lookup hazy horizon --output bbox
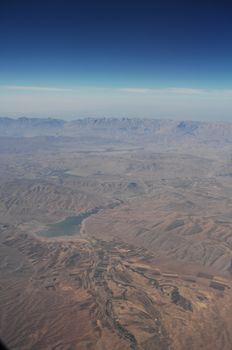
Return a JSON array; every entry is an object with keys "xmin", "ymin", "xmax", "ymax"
[{"xmin": 1, "ymin": 1, "xmax": 232, "ymax": 121}]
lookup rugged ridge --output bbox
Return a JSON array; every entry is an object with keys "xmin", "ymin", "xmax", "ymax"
[{"xmin": 0, "ymin": 116, "xmax": 232, "ymax": 144}]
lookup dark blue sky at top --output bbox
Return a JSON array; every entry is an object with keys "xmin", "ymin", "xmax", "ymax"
[{"xmin": 1, "ymin": 0, "xmax": 232, "ymax": 89}]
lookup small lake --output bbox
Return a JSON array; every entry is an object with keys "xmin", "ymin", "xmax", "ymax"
[{"xmin": 38, "ymin": 208, "xmax": 100, "ymax": 237}]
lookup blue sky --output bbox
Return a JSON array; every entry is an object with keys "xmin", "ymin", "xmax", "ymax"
[{"xmin": 1, "ymin": 0, "xmax": 232, "ymax": 120}]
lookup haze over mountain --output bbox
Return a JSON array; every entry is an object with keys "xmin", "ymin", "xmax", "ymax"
[{"xmin": 1, "ymin": 116, "xmax": 232, "ymax": 145}]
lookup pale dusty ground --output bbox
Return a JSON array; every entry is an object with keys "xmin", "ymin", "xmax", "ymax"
[{"xmin": 1, "ymin": 123, "xmax": 232, "ymax": 349}]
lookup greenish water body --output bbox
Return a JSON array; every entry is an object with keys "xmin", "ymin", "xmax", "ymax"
[{"xmin": 38, "ymin": 208, "xmax": 100, "ymax": 237}]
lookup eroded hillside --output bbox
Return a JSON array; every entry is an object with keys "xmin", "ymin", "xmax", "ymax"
[{"xmin": 1, "ymin": 117, "xmax": 232, "ymax": 349}]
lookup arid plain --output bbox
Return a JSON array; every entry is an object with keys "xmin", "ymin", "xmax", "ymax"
[{"xmin": 1, "ymin": 117, "xmax": 232, "ymax": 350}]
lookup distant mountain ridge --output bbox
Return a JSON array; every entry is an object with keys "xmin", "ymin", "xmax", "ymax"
[
  {"xmin": 0, "ymin": 116, "xmax": 231, "ymax": 144},
  {"xmin": 0, "ymin": 116, "xmax": 64, "ymax": 129}
]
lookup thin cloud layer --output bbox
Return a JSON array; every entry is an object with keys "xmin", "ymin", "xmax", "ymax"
[
  {"xmin": 3, "ymin": 85, "xmax": 73, "ymax": 92},
  {"xmin": 2, "ymin": 85, "xmax": 232, "ymax": 97},
  {"xmin": 119, "ymin": 87, "xmax": 232, "ymax": 96},
  {"xmin": 0, "ymin": 85, "xmax": 232, "ymax": 121}
]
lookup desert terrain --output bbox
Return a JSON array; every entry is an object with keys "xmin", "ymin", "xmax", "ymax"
[{"xmin": 1, "ymin": 117, "xmax": 232, "ymax": 349}]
